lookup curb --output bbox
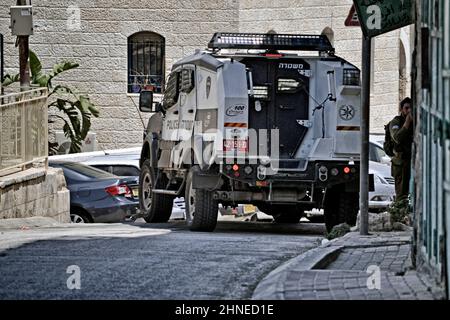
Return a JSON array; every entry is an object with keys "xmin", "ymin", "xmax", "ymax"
[
  {"xmin": 252, "ymin": 244, "xmax": 343, "ymax": 300},
  {"xmin": 0, "ymin": 217, "xmax": 61, "ymax": 230}
]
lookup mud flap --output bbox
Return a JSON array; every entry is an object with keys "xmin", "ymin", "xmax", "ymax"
[{"xmin": 192, "ymin": 171, "xmax": 223, "ymax": 190}]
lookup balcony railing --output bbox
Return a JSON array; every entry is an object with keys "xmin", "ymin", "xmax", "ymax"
[{"xmin": 0, "ymin": 87, "xmax": 48, "ymax": 176}]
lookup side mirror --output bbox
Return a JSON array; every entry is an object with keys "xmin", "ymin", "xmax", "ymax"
[{"xmin": 139, "ymin": 91, "xmax": 153, "ymax": 112}]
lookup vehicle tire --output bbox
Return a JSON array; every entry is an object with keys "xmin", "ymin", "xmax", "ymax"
[
  {"xmin": 139, "ymin": 159, "xmax": 174, "ymax": 223},
  {"xmin": 70, "ymin": 208, "xmax": 92, "ymax": 224},
  {"xmin": 185, "ymin": 166, "xmax": 219, "ymax": 232},
  {"xmin": 324, "ymin": 186, "xmax": 359, "ymax": 232}
]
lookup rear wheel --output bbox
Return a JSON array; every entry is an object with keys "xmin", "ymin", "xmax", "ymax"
[
  {"xmin": 323, "ymin": 186, "xmax": 359, "ymax": 232},
  {"xmin": 139, "ymin": 159, "xmax": 174, "ymax": 223},
  {"xmin": 185, "ymin": 166, "xmax": 219, "ymax": 232},
  {"xmin": 70, "ymin": 208, "xmax": 92, "ymax": 224}
]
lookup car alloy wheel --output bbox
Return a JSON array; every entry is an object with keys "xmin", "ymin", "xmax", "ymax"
[
  {"xmin": 71, "ymin": 213, "xmax": 86, "ymax": 224},
  {"xmin": 142, "ymin": 171, "xmax": 153, "ymax": 211}
]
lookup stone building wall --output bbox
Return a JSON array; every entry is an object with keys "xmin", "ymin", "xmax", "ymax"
[
  {"xmin": 0, "ymin": 0, "xmax": 411, "ymax": 149},
  {"xmin": 0, "ymin": 167, "xmax": 70, "ymax": 223},
  {"xmin": 0, "ymin": 0, "xmax": 240, "ymax": 150}
]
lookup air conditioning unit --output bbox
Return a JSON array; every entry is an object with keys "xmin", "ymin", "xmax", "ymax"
[{"xmin": 54, "ymin": 131, "xmax": 98, "ymax": 155}]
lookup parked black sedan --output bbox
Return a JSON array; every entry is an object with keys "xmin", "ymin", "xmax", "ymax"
[{"xmin": 49, "ymin": 161, "xmax": 140, "ymax": 223}]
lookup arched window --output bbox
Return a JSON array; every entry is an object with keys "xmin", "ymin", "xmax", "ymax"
[{"xmin": 128, "ymin": 32, "xmax": 165, "ymax": 94}]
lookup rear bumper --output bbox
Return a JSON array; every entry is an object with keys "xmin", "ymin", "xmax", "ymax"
[
  {"xmin": 221, "ymin": 160, "xmax": 360, "ymax": 188},
  {"xmin": 83, "ymin": 197, "xmax": 139, "ymax": 223}
]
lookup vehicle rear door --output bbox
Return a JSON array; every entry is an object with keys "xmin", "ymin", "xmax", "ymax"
[{"xmin": 272, "ymin": 59, "xmax": 310, "ymax": 159}]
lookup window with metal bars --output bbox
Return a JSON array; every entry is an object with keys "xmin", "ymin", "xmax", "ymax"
[{"xmin": 128, "ymin": 32, "xmax": 165, "ymax": 94}]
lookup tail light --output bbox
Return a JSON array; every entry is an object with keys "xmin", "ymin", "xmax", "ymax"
[{"xmin": 106, "ymin": 184, "xmax": 132, "ymax": 198}]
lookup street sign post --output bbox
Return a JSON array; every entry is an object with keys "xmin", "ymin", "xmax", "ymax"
[{"xmin": 351, "ymin": 0, "xmax": 416, "ymax": 235}]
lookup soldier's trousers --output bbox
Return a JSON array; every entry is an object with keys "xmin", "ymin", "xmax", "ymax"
[{"xmin": 392, "ymin": 161, "xmax": 411, "ymax": 201}]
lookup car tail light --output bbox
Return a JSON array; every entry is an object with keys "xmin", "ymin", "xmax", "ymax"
[
  {"xmin": 344, "ymin": 167, "xmax": 351, "ymax": 174},
  {"xmin": 106, "ymin": 184, "xmax": 133, "ymax": 198}
]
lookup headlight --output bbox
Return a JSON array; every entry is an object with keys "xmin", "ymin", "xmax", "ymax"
[{"xmin": 371, "ymin": 195, "xmax": 391, "ymax": 202}]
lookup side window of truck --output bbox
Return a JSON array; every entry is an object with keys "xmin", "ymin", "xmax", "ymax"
[
  {"xmin": 163, "ymin": 71, "xmax": 180, "ymax": 109},
  {"xmin": 180, "ymin": 68, "xmax": 195, "ymax": 94}
]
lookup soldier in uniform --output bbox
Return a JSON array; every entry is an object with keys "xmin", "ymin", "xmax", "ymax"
[{"xmin": 389, "ymin": 97, "xmax": 414, "ymax": 201}]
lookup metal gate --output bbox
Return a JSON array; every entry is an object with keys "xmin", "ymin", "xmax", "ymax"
[
  {"xmin": 418, "ymin": 0, "xmax": 449, "ymax": 292},
  {"xmin": 442, "ymin": 0, "xmax": 450, "ymax": 296}
]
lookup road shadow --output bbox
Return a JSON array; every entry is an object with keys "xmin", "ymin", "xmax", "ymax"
[{"xmin": 126, "ymin": 219, "xmax": 326, "ymax": 236}]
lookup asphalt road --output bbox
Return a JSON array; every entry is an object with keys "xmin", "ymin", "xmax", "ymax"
[{"xmin": 0, "ymin": 220, "xmax": 325, "ymax": 299}]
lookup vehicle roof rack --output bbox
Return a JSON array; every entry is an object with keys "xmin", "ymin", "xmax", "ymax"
[{"xmin": 208, "ymin": 32, "xmax": 335, "ymax": 54}]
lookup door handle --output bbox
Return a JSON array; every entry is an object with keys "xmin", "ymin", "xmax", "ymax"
[
  {"xmin": 173, "ymin": 110, "xmax": 179, "ymax": 115},
  {"xmin": 279, "ymin": 105, "xmax": 294, "ymax": 110},
  {"xmin": 187, "ymin": 109, "xmax": 194, "ymax": 114}
]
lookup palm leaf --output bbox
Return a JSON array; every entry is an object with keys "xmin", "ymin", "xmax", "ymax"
[
  {"xmin": 47, "ymin": 61, "xmax": 79, "ymax": 88},
  {"xmin": 29, "ymin": 50, "xmax": 43, "ymax": 82},
  {"xmin": 52, "ymin": 114, "xmax": 82, "ymax": 154},
  {"xmin": 2, "ymin": 74, "xmax": 20, "ymax": 86}
]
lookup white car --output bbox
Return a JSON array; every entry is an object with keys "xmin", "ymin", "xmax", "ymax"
[
  {"xmin": 370, "ymin": 134, "xmax": 392, "ymax": 165},
  {"xmin": 369, "ymin": 160, "xmax": 395, "ymax": 211},
  {"xmin": 369, "ymin": 134, "xmax": 395, "ymax": 211}
]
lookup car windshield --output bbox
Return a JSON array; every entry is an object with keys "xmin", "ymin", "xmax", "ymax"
[{"xmin": 55, "ymin": 162, "xmax": 116, "ymax": 179}]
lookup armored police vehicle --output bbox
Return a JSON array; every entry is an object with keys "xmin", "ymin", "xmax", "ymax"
[{"xmin": 138, "ymin": 33, "xmax": 362, "ymax": 232}]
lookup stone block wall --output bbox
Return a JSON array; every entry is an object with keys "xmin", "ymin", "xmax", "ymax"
[
  {"xmin": 0, "ymin": 0, "xmax": 240, "ymax": 150},
  {"xmin": 0, "ymin": 0, "xmax": 411, "ymax": 148},
  {"xmin": 0, "ymin": 167, "xmax": 70, "ymax": 223}
]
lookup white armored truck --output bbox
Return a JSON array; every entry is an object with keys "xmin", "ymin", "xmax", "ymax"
[{"xmin": 138, "ymin": 33, "xmax": 362, "ymax": 232}]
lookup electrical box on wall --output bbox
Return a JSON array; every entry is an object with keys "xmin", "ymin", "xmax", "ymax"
[{"xmin": 10, "ymin": 6, "xmax": 33, "ymax": 36}]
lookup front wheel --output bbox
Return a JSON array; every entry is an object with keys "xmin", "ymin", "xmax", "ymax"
[
  {"xmin": 139, "ymin": 159, "xmax": 174, "ymax": 223},
  {"xmin": 185, "ymin": 166, "xmax": 219, "ymax": 232}
]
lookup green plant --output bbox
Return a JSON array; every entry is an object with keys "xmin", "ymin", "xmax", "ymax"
[
  {"xmin": 2, "ymin": 51, "xmax": 99, "ymax": 154},
  {"xmin": 388, "ymin": 198, "xmax": 411, "ymax": 225},
  {"xmin": 325, "ymin": 223, "xmax": 351, "ymax": 240}
]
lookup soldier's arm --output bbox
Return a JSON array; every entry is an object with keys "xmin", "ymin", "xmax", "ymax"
[{"xmin": 390, "ymin": 118, "xmax": 412, "ymax": 145}]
